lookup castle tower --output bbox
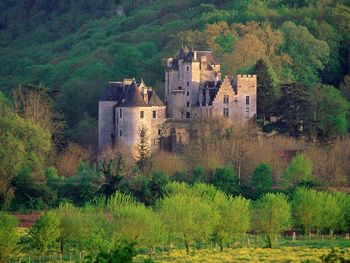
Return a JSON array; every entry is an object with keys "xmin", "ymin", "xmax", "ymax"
[
  {"xmin": 98, "ymin": 79, "xmax": 166, "ymax": 158},
  {"xmin": 165, "ymin": 47, "xmax": 221, "ymax": 120}
]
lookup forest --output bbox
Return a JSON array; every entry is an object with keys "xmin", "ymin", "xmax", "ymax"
[{"xmin": 1, "ymin": 0, "xmax": 350, "ymax": 261}]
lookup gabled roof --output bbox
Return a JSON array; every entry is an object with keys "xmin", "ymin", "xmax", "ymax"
[{"xmin": 101, "ymin": 78, "xmax": 165, "ymax": 108}]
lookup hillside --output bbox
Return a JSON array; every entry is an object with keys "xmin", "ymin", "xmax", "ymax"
[{"xmin": 0, "ymin": 0, "xmax": 349, "ymax": 147}]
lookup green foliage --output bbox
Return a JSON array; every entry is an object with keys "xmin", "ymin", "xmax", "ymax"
[
  {"xmin": 213, "ymin": 192, "xmax": 250, "ymax": 251},
  {"xmin": 113, "ymin": 202, "xmax": 167, "ymax": 250},
  {"xmin": 211, "ymin": 165, "xmax": 240, "ymax": 195},
  {"xmin": 29, "ymin": 211, "xmax": 61, "ymax": 255},
  {"xmin": 0, "ymin": 111, "xmax": 51, "ymax": 209},
  {"xmin": 0, "ymin": 212, "xmax": 19, "ymax": 263},
  {"xmin": 159, "ymin": 190, "xmax": 220, "ymax": 254},
  {"xmin": 276, "ymin": 83, "xmax": 310, "ymax": 137},
  {"xmin": 253, "ymin": 193, "xmax": 292, "ymax": 247},
  {"xmin": 136, "ymin": 126, "xmax": 151, "ymax": 170},
  {"xmin": 321, "ymin": 248, "xmax": 350, "ymax": 263},
  {"xmin": 292, "ymin": 187, "xmax": 323, "ymax": 233},
  {"xmin": 250, "ymin": 162, "xmax": 273, "ymax": 195},
  {"xmin": 280, "ymin": 21, "xmax": 330, "ymax": 85},
  {"xmin": 281, "ymin": 154, "xmax": 314, "ymax": 189},
  {"xmin": 89, "ymin": 240, "xmax": 137, "ymax": 263},
  {"xmin": 309, "ymin": 84, "xmax": 349, "ymax": 140},
  {"xmin": 254, "ymin": 59, "xmax": 277, "ymax": 121}
]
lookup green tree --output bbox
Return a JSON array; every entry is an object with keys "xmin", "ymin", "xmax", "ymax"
[
  {"xmin": 159, "ymin": 192, "xmax": 219, "ymax": 254},
  {"xmin": 276, "ymin": 83, "xmax": 310, "ymax": 137},
  {"xmin": 211, "ymin": 165, "xmax": 240, "ymax": 195},
  {"xmin": 309, "ymin": 84, "xmax": 349, "ymax": 140},
  {"xmin": 55, "ymin": 203, "xmax": 85, "ymax": 253},
  {"xmin": 90, "ymin": 240, "xmax": 137, "ymax": 263},
  {"xmin": 292, "ymin": 187, "xmax": 322, "ymax": 234},
  {"xmin": 136, "ymin": 126, "xmax": 151, "ymax": 170},
  {"xmin": 29, "ymin": 212, "xmax": 61, "ymax": 257},
  {"xmin": 254, "ymin": 59, "xmax": 277, "ymax": 121},
  {"xmin": 213, "ymin": 193, "xmax": 250, "ymax": 251},
  {"xmin": 144, "ymin": 170, "xmax": 170, "ymax": 206},
  {"xmin": 252, "ymin": 193, "xmax": 292, "ymax": 247},
  {"xmin": 280, "ymin": 21, "xmax": 330, "ymax": 85},
  {"xmin": 0, "ymin": 112, "xmax": 51, "ymax": 208},
  {"xmin": 0, "ymin": 212, "xmax": 19, "ymax": 263},
  {"xmin": 99, "ymin": 154, "xmax": 125, "ymax": 198},
  {"xmin": 250, "ymin": 162, "xmax": 273, "ymax": 195},
  {"xmin": 113, "ymin": 203, "xmax": 167, "ymax": 253},
  {"xmin": 281, "ymin": 154, "xmax": 314, "ymax": 189}
]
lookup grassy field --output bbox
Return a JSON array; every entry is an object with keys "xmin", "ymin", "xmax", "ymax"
[{"xmin": 135, "ymin": 246, "xmax": 350, "ymax": 263}]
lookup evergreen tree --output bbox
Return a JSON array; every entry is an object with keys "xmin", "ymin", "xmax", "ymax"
[
  {"xmin": 254, "ymin": 59, "xmax": 277, "ymax": 121},
  {"xmin": 276, "ymin": 83, "xmax": 310, "ymax": 136},
  {"xmin": 250, "ymin": 162, "xmax": 273, "ymax": 195},
  {"xmin": 136, "ymin": 126, "xmax": 151, "ymax": 170}
]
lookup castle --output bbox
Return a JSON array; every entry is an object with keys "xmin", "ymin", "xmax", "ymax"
[{"xmin": 98, "ymin": 47, "xmax": 257, "ymax": 158}]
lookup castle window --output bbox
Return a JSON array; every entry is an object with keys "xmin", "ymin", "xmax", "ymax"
[
  {"xmin": 246, "ymin": 96, "xmax": 250, "ymax": 105},
  {"xmin": 187, "ymin": 81, "xmax": 190, "ymax": 86},
  {"xmin": 158, "ymin": 129, "xmax": 161, "ymax": 135},
  {"xmin": 223, "ymin": 95, "xmax": 229, "ymax": 104},
  {"xmin": 119, "ymin": 108, "xmax": 123, "ymax": 118},
  {"xmin": 186, "ymin": 65, "xmax": 190, "ymax": 71},
  {"xmin": 119, "ymin": 129, "xmax": 122, "ymax": 136},
  {"xmin": 179, "ymin": 86, "xmax": 182, "ymax": 90},
  {"xmin": 187, "ymin": 91, "xmax": 189, "ymax": 96},
  {"xmin": 140, "ymin": 111, "xmax": 144, "ymax": 118},
  {"xmin": 187, "ymin": 102, "xmax": 190, "ymax": 107},
  {"xmin": 186, "ymin": 112, "xmax": 190, "ymax": 118},
  {"xmin": 153, "ymin": 111, "xmax": 157, "ymax": 118},
  {"xmin": 223, "ymin": 108, "xmax": 229, "ymax": 117}
]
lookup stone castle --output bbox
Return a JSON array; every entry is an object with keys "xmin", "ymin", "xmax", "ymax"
[{"xmin": 98, "ymin": 47, "xmax": 257, "ymax": 158}]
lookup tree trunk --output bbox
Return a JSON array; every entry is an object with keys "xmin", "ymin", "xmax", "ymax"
[
  {"xmin": 219, "ymin": 239, "xmax": 223, "ymax": 252},
  {"xmin": 185, "ymin": 239, "xmax": 190, "ymax": 255},
  {"xmin": 266, "ymin": 235, "xmax": 272, "ymax": 248}
]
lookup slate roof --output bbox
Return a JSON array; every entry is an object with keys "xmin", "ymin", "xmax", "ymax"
[
  {"xmin": 168, "ymin": 47, "xmax": 220, "ymax": 70},
  {"xmin": 101, "ymin": 79, "xmax": 165, "ymax": 108}
]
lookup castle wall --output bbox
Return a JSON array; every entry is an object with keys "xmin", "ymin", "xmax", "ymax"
[
  {"xmin": 115, "ymin": 106, "xmax": 166, "ymax": 159},
  {"xmin": 211, "ymin": 77, "xmax": 237, "ymax": 124},
  {"xmin": 235, "ymin": 74, "xmax": 257, "ymax": 124},
  {"xmin": 98, "ymin": 101, "xmax": 116, "ymax": 153},
  {"xmin": 210, "ymin": 75, "xmax": 257, "ymax": 127}
]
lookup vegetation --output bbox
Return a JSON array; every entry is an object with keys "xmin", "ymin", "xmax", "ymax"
[
  {"xmin": 0, "ymin": 212, "xmax": 19, "ymax": 263},
  {"xmin": 1, "ymin": 0, "xmax": 350, "ymax": 261}
]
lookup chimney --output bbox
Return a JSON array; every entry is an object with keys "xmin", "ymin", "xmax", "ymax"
[{"xmin": 140, "ymin": 78, "xmax": 148, "ymax": 104}]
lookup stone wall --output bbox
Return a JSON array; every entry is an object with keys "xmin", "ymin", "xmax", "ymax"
[
  {"xmin": 115, "ymin": 105, "xmax": 166, "ymax": 159},
  {"xmin": 98, "ymin": 101, "xmax": 116, "ymax": 153}
]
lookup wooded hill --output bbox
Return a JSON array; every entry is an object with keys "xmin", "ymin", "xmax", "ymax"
[{"xmin": 0, "ymin": 0, "xmax": 349, "ymax": 146}]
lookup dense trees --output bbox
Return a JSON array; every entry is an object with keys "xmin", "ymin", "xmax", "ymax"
[{"xmin": 0, "ymin": 0, "xmax": 349, "ymax": 146}]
